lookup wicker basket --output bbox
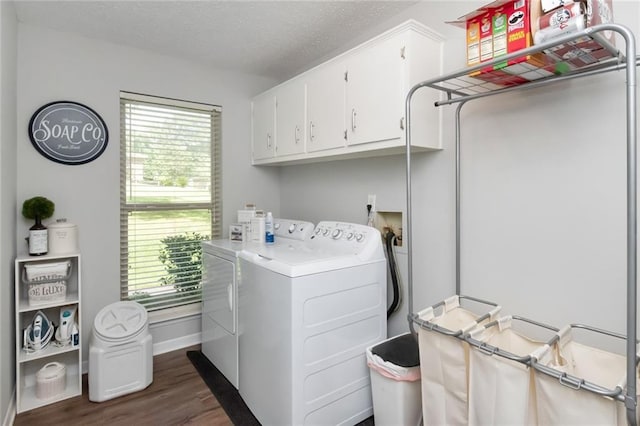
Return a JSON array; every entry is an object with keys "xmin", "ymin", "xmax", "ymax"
[{"xmin": 23, "ymin": 261, "xmax": 71, "ymax": 306}]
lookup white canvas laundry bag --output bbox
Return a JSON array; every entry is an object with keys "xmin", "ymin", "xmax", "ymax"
[
  {"xmin": 417, "ymin": 295, "xmax": 501, "ymax": 426},
  {"xmin": 531, "ymin": 325, "xmax": 639, "ymax": 426},
  {"xmin": 467, "ymin": 316, "xmax": 551, "ymax": 426}
]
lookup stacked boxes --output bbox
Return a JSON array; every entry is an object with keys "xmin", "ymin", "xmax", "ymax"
[
  {"xmin": 450, "ymin": 0, "xmax": 615, "ymax": 85},
  {"xmin": 452, "ymin": 0, "xmax": 557, "ymax": 86},
  {"xmin": 532, "ymin": 0, "xmax": 615, "ymax": 69}
]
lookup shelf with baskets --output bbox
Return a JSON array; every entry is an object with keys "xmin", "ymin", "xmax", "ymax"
[{"xmin": 14, "ymin": 252, "xmax": 82, "ymax": 413}]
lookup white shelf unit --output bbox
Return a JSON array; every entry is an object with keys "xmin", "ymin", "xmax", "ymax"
[
  {"xmin": 15, "ymin": 252, "xmax": 82, "ymax": 413},
  {"xmin": 404, "ymin": 24, "xmax": 639, "ymax": 424}
]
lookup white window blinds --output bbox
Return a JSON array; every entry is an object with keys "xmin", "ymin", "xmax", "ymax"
[{"xmin": 120, "ymin": 92, "xmax": 222, "ymax": 312}]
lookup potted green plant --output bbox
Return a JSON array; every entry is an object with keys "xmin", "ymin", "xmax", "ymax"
[{"xmin": 22, "ymin": 196, "xmax": 55, "ymax": 256}]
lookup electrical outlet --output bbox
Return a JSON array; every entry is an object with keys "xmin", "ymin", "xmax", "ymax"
[{"xmin": 367, "ymin": 194, "xmax": 376, "ymax": 212}]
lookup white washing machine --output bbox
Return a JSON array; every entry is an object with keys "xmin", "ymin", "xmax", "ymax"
[
  {"xmin": 201, "ymin": 218, "xmax": 314, "ymax": 389},
  {"xmin": 238, "ymin": 221, "xmax": 387, "ymax": 426}
]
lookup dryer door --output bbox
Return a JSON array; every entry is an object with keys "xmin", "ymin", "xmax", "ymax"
[{"xmin": 202, "ymin": 253, "xmax": 235, "ymax": 334}]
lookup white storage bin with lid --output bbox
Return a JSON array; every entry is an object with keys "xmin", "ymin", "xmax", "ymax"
[
  {"xmin": 89, "ymin": 301, "xmax": 153, "ymax": 402},
  {"xmin": 36, "ymin": 361, "xmax": 67, "ymax": 400}
]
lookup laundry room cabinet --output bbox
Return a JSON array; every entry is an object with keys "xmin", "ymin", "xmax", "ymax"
[
  {"xmin": 274, "ymin": 77, "xmax": 306, "ymax": 157},
  {"xmin": 344, "ymin": 31, "xmax": 405, "ymax": 147},
  {"xmin": 306, "ymin": 58, "xmax": 347, "ymax": 153},
  {"xmin": 251, "ymin": 19, "xmax": 444, "ymax": 165},
  {"xmin": 14, "ymin": 253, "xmax": 82, "ymax": 413},
  {"xmin": 251, "ymin": 90, "xmax": 276, "ymax": 161}
]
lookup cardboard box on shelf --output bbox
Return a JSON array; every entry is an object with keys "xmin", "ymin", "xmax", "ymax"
[
  {"xmin": 531, "ymin": 0, "xmax": 614, "ymax": 44},
  {"xmin": 540, "ymin": 0, "xmax": 574, "ymax": 13},
  {"xmin": 531, "ymin": 0, "xmax": 615, "ymax": 69},
  {"xmin": 466, "ymin": 15, "xmax": 481, "ymax": 67},
  {"xmin": 448, "ymin": 0, "xmax": 615, "ymax": 85},
  {"xmin": 450, "ymin": 0, "xmax": 556, "ymax": 85},
  {"xmin": 479, "ymin": 11, "xmax": 494, "ymax": 62}
]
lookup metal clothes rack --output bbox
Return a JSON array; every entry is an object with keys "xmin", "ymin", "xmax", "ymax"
[{"xmin": 404, "ymin": 23, "xmax": 638, "ymax": 424}]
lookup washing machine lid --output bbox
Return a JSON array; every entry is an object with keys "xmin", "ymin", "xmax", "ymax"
[
  {"xmin": 94, "ymin": 301, "xmax": 148, "ymax": 342},
  {"xmin": 239, "ymin": 243, "xmax": 380, "ymax": 277}
]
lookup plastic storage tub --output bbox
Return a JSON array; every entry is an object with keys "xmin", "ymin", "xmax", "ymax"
[
  {"xmin": 367, "ymin": 333, "xmax": 422, "ymax": 426},
  {"xmin": 36, "ymin": 362, "xmax": 66, "ymax": 400},
  {"xmin": 89, "ymin": 301, "xmax": 153, "ymax": 402}
]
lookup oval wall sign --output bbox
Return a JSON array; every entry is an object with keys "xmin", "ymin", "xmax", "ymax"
[{"xmin": 28, "ymin": 101, "xmax": 109, "ymax": 165}]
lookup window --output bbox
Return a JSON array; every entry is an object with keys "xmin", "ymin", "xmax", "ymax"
[{"xmin": 120, "ymin": 92, "xmax": 221, "ymax": 313}]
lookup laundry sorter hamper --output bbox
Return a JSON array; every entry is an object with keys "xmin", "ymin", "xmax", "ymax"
[
  {"xmin": 414, "ymin": 295, "xmax": 501, "ymax": 426},
  {"xmin": 531, "ymin": 324, "xmax": 640, "ymax": 426},
  {"xmin": 465, "ymin": 315, "xmax": 558, "ymax": 426}
]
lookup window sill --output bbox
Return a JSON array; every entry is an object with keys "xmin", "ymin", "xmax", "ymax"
[{"xmin": 147, "ymin": 303, "xmax": 202, "ymax": 325}]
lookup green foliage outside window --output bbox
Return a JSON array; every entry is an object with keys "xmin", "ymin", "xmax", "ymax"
[{"xmin": 158, "ymin": 232, "xmax": 209, "ymax": 294}]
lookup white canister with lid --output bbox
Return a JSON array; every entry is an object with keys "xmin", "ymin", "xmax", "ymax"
[
  {"xmin": 36, "ymin": 361, "xmax": 67, "ymax": 399},
  {"xmin": 48, "ymin": 219, "xmax": 79, "ymax": 254}
]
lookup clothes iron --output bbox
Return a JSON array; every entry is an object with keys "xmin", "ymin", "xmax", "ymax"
[
  {"xmin": 55, "ymin": 305, "xmax": 77, "ymax": 345},
  {"xmin": 24, "ymin": 310, "xmax": 54, "ymax": 352}
]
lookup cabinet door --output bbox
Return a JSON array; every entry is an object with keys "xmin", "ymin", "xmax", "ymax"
[
  {"xmin": 275, "ymin": 79, "xmax": 306, "ymax": 157},
  {"xmin": 346, "ymin": 34, "xmax": 404, "ymax": 146},
  {"xmin": 306, "ymin": 59, "xmax": 346, "ymax": 152},
  {"xmin": 251, "ymin": 91, "xmax": 276, "ymax": 161}
]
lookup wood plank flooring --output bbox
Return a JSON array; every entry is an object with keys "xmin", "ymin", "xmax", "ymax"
[{"xmin": 14, "ymin": 345, "xmax": 233, "ymax": 426}]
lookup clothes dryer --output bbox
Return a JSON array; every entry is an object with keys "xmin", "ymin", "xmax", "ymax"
[
  {"xmin": 201, "ymin": 218, "xmax": 314, "ymax": 389},
  {"xmin": 238, "ymin": 221, "xmax": 387, "ymax": 425}
]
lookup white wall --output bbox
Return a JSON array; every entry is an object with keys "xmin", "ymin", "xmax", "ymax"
[
  {"xmin": 0, "ymin": 1, "xmax": 18, "ymax": 424},
  {"xmin": 280, "ymin": 0, "xmax": 640, "ymax": 338},
  {"xmin": 16, "ymin": 24, "xmax": 280, "ymax": 358}
]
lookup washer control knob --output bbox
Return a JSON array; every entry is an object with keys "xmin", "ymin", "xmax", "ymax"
[
  {"xmin": 314, "ymin": 227, "xmax": 321, "ymax": 235},
  {"xmin": 355, "ymin": 233, "xmax": 364, "ymax": 242},
  {"xmin": 346, "ymin": 232, "xmax": 354, "ymax": 240},
  {"xmin": 274, "ymin": 223, "xmax": 281, "ymax": 230},
  {"xmin": 331, "ymin": 229, "xmax": 342, "ymax": 239},
  {"xmin": 288, "ymin": 224, "xmax": 297, "ymax": 234},
  {"xmin": 322, "ymin": 228, "xmax": 330, "ymax": 236}
]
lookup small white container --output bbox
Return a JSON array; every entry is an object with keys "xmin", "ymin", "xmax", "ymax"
[
  {"xmin": 36, "ymin": 362, "xmax": 67, "ymax": 400},
  {"xmin": 48, "ymin": 219, "xmax": 78, "ymax": 255}
]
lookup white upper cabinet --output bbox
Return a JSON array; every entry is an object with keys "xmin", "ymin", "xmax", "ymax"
[
  {"xmin": 275, "ymin": 78, "xmax": 306, "ymax": 157},
  {"xmin": 251, "ymin": 20, "xmax": 444, "ymax": 166},
  {"xmin": 251, "ymin": 90, "xmax": 276, "ymax": 161},
  {"xmin": 306, "ymin": 58, "xmax": 347, "ymax": 153},
  {"xmin": 345, "ymin": 32, "xmax": 404, "ymax": 147}
]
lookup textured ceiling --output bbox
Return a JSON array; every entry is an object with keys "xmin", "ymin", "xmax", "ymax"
[{"xmin": 13, "ymin": 0, "xmax": 420, "ymax": 81}]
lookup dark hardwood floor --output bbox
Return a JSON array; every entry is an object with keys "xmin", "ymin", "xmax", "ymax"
[{"xmin": 14, "ymin": 345, "xmax": 233, "ymax": 426}]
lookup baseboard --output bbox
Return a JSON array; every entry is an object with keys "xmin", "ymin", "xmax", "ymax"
[
  {"xmin": 2, "ymin": 388, "xmax": 16, "ymax": 426},
  {"xmin": 153, "ymin": 332, "xmax": 201, "ymax": 356}
]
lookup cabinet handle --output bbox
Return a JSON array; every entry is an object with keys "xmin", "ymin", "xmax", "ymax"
[
  {"xmin": 400, "ymin": 117, "xmax": 405, "ymax": 130},
  {"xmin": 309, "ymin": 122, "xmax": 315, "ymax": 142},
  {"xmin": 351, "ymin": 109, "xmax": 357, "ymax": 132},
  {"xmin": 267, "ymin": 133, "xmax": 271, "ymax": 148},
  {"xmin": 295, "ymin": 125, "xmax": 300, "ymax": 144},
  {"xmin": 227, "ymin": 283, "xmax": 233, "ymax": 312}
]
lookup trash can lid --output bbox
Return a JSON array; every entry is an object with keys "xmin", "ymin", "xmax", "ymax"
[
  {"xmin": 94, "ymin": 301, "xmax": 148, "ymax": 342},
  {"xmin": 370, "ymin": 333, "xmax": 420, "ymax": 368}
]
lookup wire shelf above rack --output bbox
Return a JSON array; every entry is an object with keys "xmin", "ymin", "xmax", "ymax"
[{"xmin": 413, "ymin": 24, "xmax": 634, "ymax": 107}]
